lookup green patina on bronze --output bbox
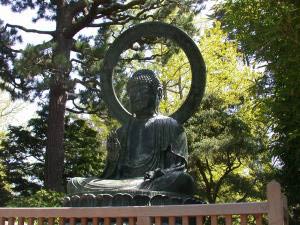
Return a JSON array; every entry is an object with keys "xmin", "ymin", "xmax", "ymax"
[{"xmin": 65, "ymin": 22, "xmax": 206, "ymax": 207}]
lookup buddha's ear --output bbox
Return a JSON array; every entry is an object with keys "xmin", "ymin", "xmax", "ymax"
[{"xmin": 157, "ymin": 87, "xmax": 163, "ymax": 100}]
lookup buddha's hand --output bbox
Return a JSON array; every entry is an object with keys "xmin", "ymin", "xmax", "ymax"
[
  {"xmin": 144, "ymin": 168, "xmax": 165, "ymax": 181},
  {"xmin": 106, "ymin": 131, "xmax": 120, "ymax": 161}
]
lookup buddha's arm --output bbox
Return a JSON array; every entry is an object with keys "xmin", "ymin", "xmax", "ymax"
[
  {"xmin": 161, "ymin": 131, "xmax": 188, "ymax": 173},
  {"xmin": 101, "ymin": 130, "xmax": 121, "ymax": 179},
  {"xmin": 145, "ymin": 130, "xmax": 188, "ymax": 181}
]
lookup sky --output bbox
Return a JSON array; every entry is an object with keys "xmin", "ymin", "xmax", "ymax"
[
  {"xmin": 0, "ymin": 5, "xmax": 54, "ymax": 46},
  {"xmin": 0, "ymin": 6, "xmax": 52, "ymax": 128},
  {"xmin": 0, "ymin": 1, "xmax": 216, "ymax": 128}
]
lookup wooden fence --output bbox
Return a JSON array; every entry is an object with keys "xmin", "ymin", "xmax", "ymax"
[{"xmin": 0, "ymin": 180, "xmax": 288, "ymax": 225}]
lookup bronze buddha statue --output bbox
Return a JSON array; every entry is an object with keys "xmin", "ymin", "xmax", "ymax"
[{"xmin": 67, "ymin": 69, "xmax": 195, "ymax": 197}]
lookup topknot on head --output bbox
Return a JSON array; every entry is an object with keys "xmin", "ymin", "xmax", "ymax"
[{"xmin": 127, "ymin": 69, "xmax": 161, "ymax": 92}]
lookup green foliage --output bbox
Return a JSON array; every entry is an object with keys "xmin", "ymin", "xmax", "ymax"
[
  {"xmin": 0, "ymin": 131, "xmax": 4, "ymax": 142},
  {"xmin": 0, "ymin": 106, "xmax": 105, "ymax": 198},
  {"xmin": 200, "ymin": 22, "xmax": 268, "ymax": 140},
  {"xmin": 0, "ymin": 131, "xmax": 11, "ymax": 206},
  {"xmin": 186, "ymin": 94, "xmax": 270, "ymax": 203},
  {"xmin": 201, "ymin": 22, "xmax": 253, "ymax": 104},
  {"xmin": 182, "ymin": 22, "xmax": 271, "ymax": 203},
  {"xmin": 8, "ymin": 190, "xmax": 63, "ymax": 207},
  {"xmin": 0, "ymin": 162, "xmax": 12, "ymax": 206},
  {"xmin": 216, "ymin": 1, "xmax": 300, "ymax": 223},
  {"xmin": 64, "ymin": 117, "xmax": 106, "ymax": 178},
  {"xmin": 158, "ymin": 49, "xmax": 192, "ymax": 115}
]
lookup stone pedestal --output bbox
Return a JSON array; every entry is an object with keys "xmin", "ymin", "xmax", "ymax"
[{"xmin": 63, "ymin": 190, "xmax": 204, "ymax": 207}]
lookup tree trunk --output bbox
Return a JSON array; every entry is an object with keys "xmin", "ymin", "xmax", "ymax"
[
  {"xmin": 45, "ymin": 85, "xmax": 67, "ymax": 191},
  {"xmin": 44, "ymin": 4, "xmax": 73, "ymax": 191},
  {"xmin": 178, "ymin": 76, "xmax": 183, "ymax": 100},
  {"xmin": 44, "ymin": 47, "xmax": 71, "ymax": 191},
  {"xmin": 44, "ymin": 44, "xmax": 72, "ymax": 191},
  {"xmin": 162, "ymin": 81, "xmax": 169, "ymax": 113}
]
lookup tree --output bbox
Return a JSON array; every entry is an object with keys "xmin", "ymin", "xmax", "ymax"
[
  {"xmin": 7, "ymin": 189, "xmax": 64, "ymax": 207},
  {"xmin": 0, "ymin": 0, "xmax": 203, "ymax": 191},
  {"xmin": 0, "ymin": 90, "xmax": 25, "ymax": 206},
  {"xmin": 186, "ymin": 94, "xmax": 269, "ymax": 203},
  {"xmin": 166, "ymin": 22, "xmax": 271, "ymax": 203},
  {"xmin": 0, "ymin": 147, "xmax": 12, "ymax": 206},
  {"xmin": 0, "ymin": 135, "xmax": 10, "ymax": 206},
  {"xmin": 215, "ymin": 1, "xmax": 300, "ymax": 223},
  {"xmin": 0, "ymin": 106, "xmax": 105, "ymax": 198}
]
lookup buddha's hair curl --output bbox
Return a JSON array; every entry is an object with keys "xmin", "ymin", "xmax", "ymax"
[{"xmin": 127, "ymin": 69, "xmax": 161, "ymax": 92}]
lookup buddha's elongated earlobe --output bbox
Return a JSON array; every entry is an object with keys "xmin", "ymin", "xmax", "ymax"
[
  {"xmin": 154, "ymin": 87, "xmax": 162, "ymax": 113},
  {"xmin": 157, "ymin": 87, "xmax": 163, "ymax": 100}
]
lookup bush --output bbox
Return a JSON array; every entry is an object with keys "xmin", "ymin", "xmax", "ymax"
[{"xmin": 7, "ymin": 189, "xmax": 64, "ymax": 207}]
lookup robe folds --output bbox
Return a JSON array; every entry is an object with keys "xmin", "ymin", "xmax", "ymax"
[{"xmin": 67, "ymin": 115, "xmax": 195, "ymax": 195}]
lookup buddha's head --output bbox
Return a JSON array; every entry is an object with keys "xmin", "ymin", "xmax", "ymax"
[{"xmin": 127, "ymin": 69, "xmax": 162, "ymax": 118}]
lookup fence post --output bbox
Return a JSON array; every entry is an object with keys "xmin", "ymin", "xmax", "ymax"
[
  {"xmin": 267, "ymin": 180, "xmax": 286, "ymax": 225},
  {"xmin": 137, "ymin": 216, "xmax": 151, "ymax": 225},
  {"xmin": 282, "ymin": 194, "xmax": 289, "ymax": 225}
]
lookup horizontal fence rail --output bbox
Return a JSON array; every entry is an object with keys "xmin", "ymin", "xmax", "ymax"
[
  {"xmin": 0, "ymin": 180, "xmax": 288, "ymax": 225},
  {"xmin": 0, "ymin": 202, "xmax": 269, "ymax": 217}
]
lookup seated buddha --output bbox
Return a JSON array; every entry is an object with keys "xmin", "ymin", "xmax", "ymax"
[{"xmin": 67, "ymin": 69, "xmax": 196, "ymax": 197}]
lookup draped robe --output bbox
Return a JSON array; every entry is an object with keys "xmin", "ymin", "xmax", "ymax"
[{"xmin": 67, "ymin": 115, "xmax": 195, "ymax": 195}]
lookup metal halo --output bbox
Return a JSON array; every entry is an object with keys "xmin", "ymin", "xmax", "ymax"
[{"xmin": 101, "ymin": 22, "xmax": 206, "ymax": 124}]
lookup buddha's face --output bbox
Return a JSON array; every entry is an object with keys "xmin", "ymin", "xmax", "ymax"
[{"xmin": 128, "ymin": 82, "xmax": 157, "ymax": 116}]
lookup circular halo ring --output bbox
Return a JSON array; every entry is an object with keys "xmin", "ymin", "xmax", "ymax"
[{"xmin": 101, "ymin": 22, "xmax": 206, "ymax": 124}]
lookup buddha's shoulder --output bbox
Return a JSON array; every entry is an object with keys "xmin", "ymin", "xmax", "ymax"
[
  {"xmin": 151, "ymin": 115, "xmax": 185, "ymax": 135},
  {"xmin": 152, "ymin": 114, "xmax": 176, "ymax": 121},
  {"xmin": 150, "ymin": 115, "xmax": 181, "ymax": 127}
]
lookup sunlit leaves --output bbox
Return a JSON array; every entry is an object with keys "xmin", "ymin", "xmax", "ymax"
[
  {"xmin": 183, "ymin": 23, "xmax": 270, "ymax": 203},
  {"xmin": 7, "ymin": 189, "xmax": 64, "ymax": 207},
  {"xmin": 216, "ymin": 1, "xmax": 300, "ymax": 222}
]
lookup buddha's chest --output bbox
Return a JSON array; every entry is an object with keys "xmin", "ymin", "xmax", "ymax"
[{"xmin": 125, "ymin": 121, "xmax": 155, "ymax": 164}]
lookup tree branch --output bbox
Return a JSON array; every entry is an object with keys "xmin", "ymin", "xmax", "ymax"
[
  {"xmin": 66, "ymin": 0, "xmax": 146, "ymax": 37},
  {"xmin": 96, "ymin": 0, "xmax": 146, "ymax": 15},
  {"xmin": 172, "ymin": 62, "xmax": 190, "ymax": 76},
  {"xmin": 65, "ymin": 1, "xmax": 104, "ymax": 37},
  {"xmin": 121, "ymin": 53, "xmax": 167, "ymax": 62},
  {"xmin": 10, "ymin": 48, "xmax": 22, "ymax": 53},
  {"xmin": 87, "ymin": 19, "xmax": 129, "ymax": 27},
  {"xmin": 212, "ymin": 156, "xmax": 243, "ymax": 202},
  {"xmin": 6, "ymin": 24, "xmax": 54, "ymax": 36},
  {"xmin": 194, "ymin": 157, "xmax": 214, "ymax": 203},
  {"xmin": 66, "ymin": 98, "xmax": 102, "ymax": 115},
  {"xmin": 70, "ymin": 58, "xmax": 85, "ymax": 65},
  {"xmin": 68, "ymin": 0, "xmax": 109, "ymax": 16},
  {"xmin": 205, "ymin": 157, "xmax": 214, "ymax": 185},
  {"xmin": 236, "ymin": 177, "xmax": 259, "ymax": 203},
  {"xmin": 89, "ymin": 1, "xmax": 160, "ymax": 28},
  {"xmin": 54, "ymin": 0, "xmax": 65, "ymax": 9}
]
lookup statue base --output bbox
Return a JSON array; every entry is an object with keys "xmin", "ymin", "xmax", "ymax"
[{"xmin": 63, "ymin": 190, "xmax": 204, "ymax": 207}]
